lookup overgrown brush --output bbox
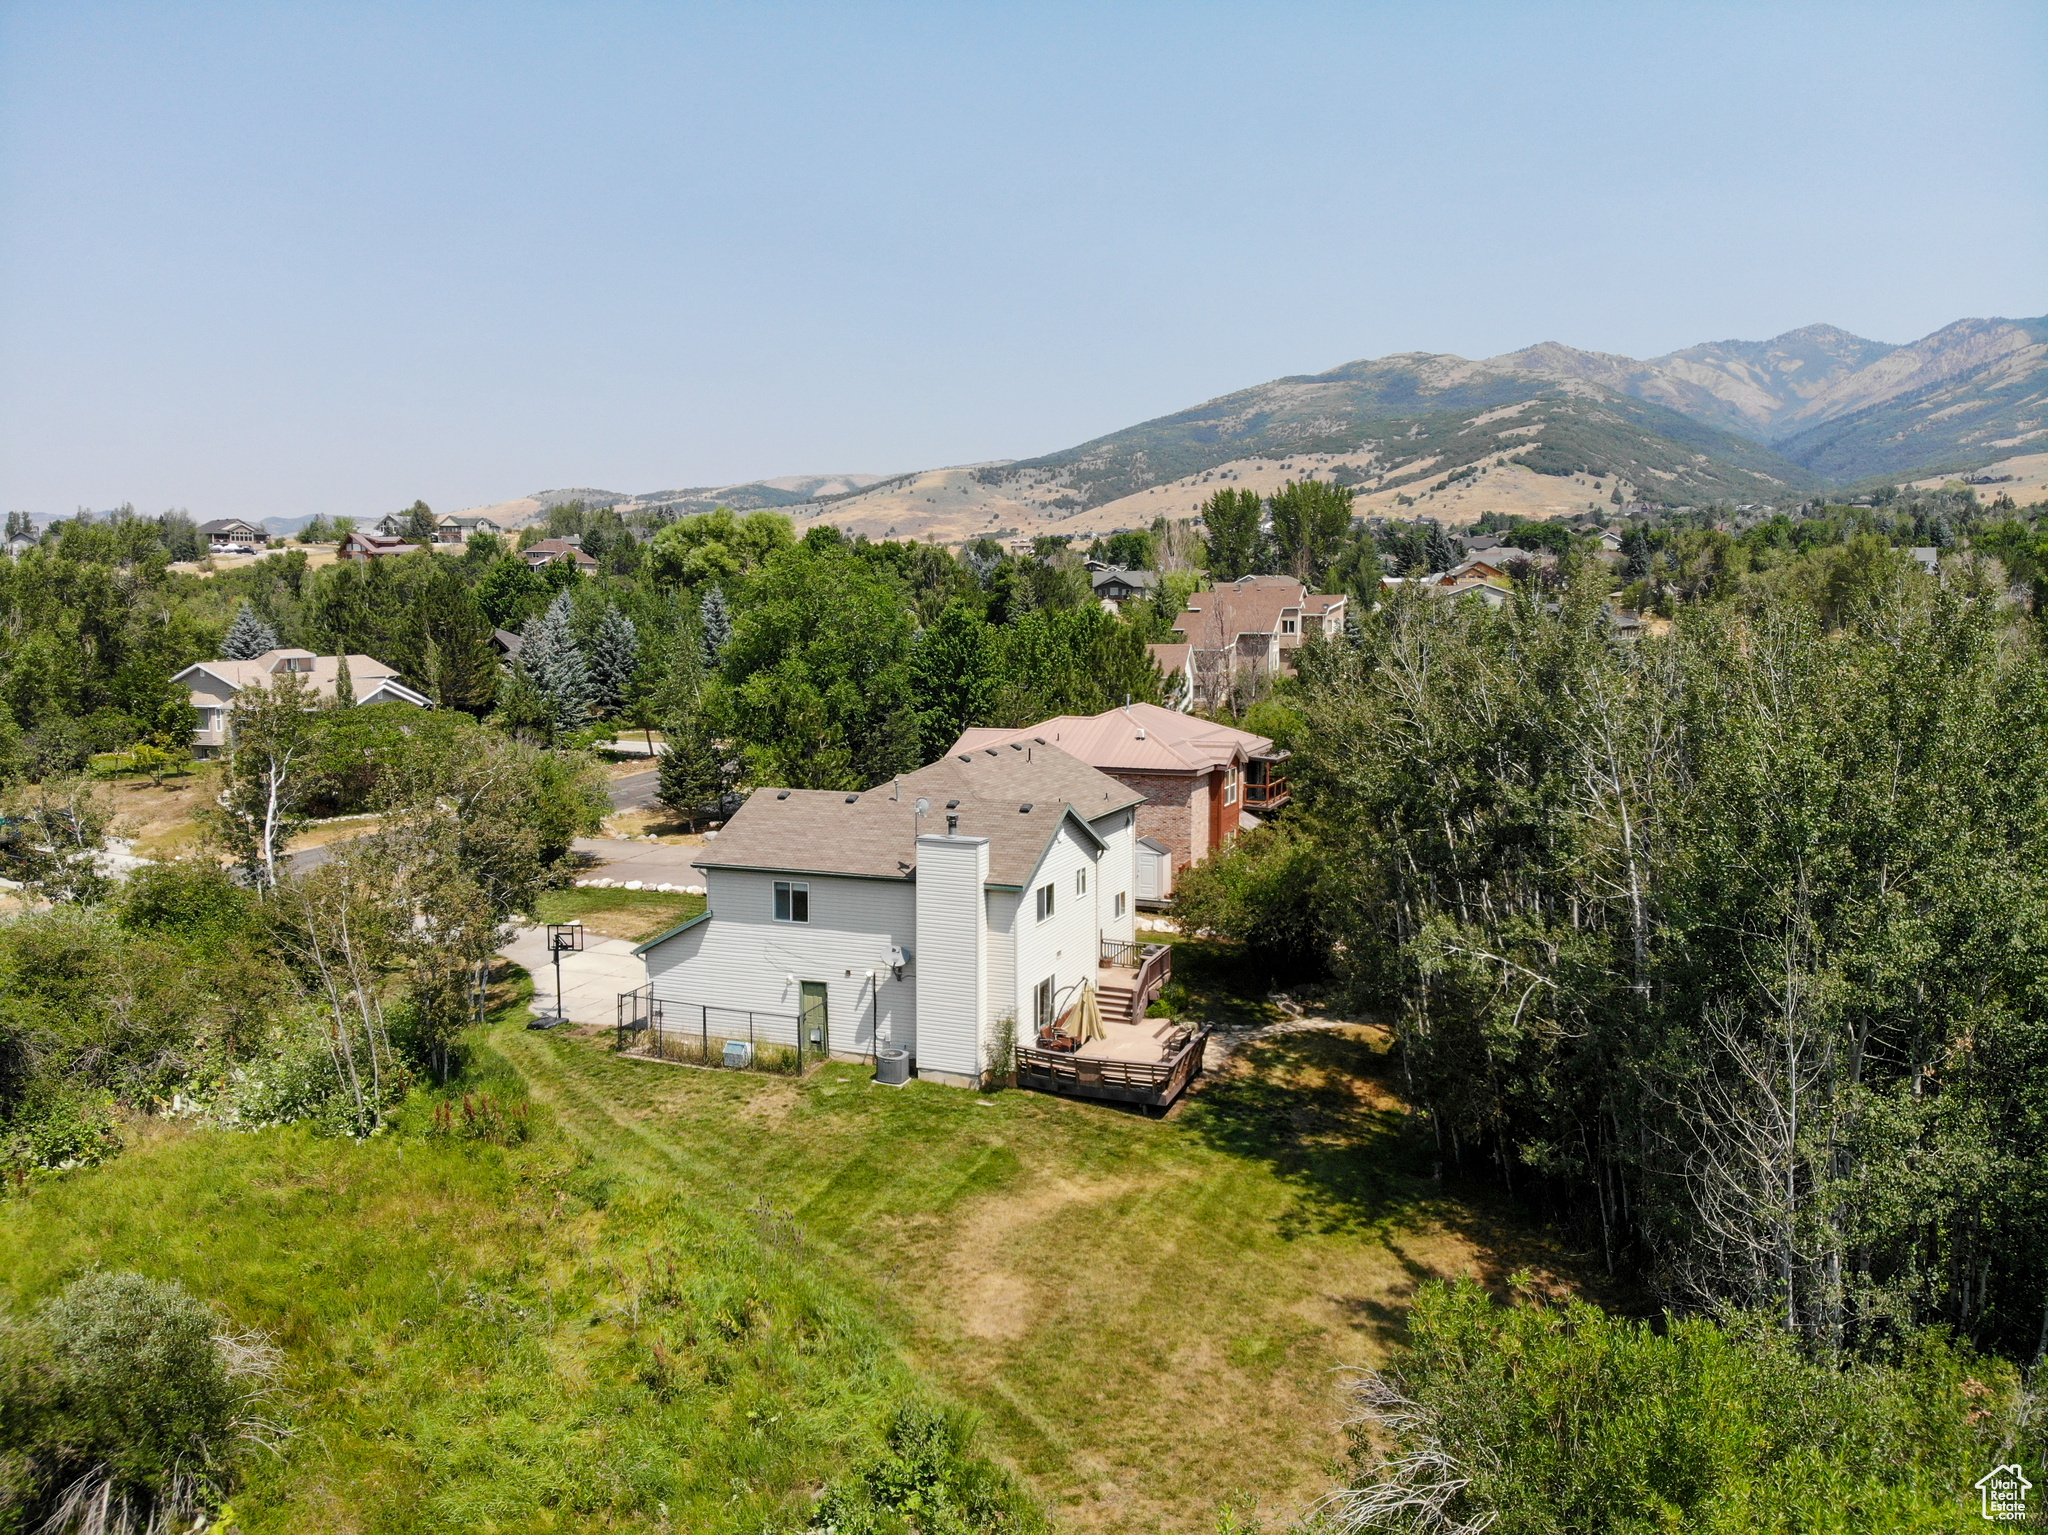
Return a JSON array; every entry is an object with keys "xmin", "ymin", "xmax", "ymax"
[{"xmin": 0, "ymin": 1272, "xmax": 285, "ymax": 1535}]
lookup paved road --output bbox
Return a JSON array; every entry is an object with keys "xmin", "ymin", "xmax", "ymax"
[
  {"xmin": 608, "ymin": 768, "xmax": 659, "ymax": 811},
  {"xmin": 571, "ymin": 835, "xmax": 707, "ymax": 885}
]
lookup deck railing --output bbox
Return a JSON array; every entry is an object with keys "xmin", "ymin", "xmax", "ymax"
[
  {"xmin": 1015, "ymin": 1027, "xmax": 1209, "ymax": 1111},
  {"xmin": 1098, "ymin": 939, "xmax": 1174, "ymax": 1021},
  {"xmin": 615, "ymin": 985, "xmax": 810, "ymax": 1075}
]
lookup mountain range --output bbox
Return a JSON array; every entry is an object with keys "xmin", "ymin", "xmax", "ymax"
[{"xmin": 460, "ymin": 313, "xmax": 2046, "ymax": 540}]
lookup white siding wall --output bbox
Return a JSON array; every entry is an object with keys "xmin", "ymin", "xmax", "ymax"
[
  {"xmin": 643, "ymin": 867, "xmax": 916, "ymax": 1056},
  {"xmin": 984, "ymin": 888, "xmax": 1019, "ymax": 1043},
  {"xmin": 1087, "ymin": 808, "xmax": 1138, "ymax": 947},
  {"xmin": 914, "ymin": 835, "xmax": 989, "ymax": 1084},
  {"xmin": 1010, "ymin": 817, "xmax": 1105, "ymax": 1038}
]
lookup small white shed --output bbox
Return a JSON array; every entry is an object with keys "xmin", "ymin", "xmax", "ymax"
[{"xmin": 1135, "ymin": 836, "xmax": 1174, "ymax": 907}]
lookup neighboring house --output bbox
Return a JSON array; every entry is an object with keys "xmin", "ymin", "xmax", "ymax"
[
  {"xmin": 523, "ymin": 538, "xmax": 600, "ymax": 571},
  {"xmin": 951, "ymin": 702, "xmax": 1286, "ymax": 895},
  {"xmin": 634, "ymin": 746, "xmax": 1149, "ymax": 1089},
  {"xmin": 3, "ymin": 534, "xmax": 37, "ymax": 559},
  {"xmin": 1463, "ymin": 533, "xmax": 1509, "ymax": 554},
  {"xmin": 1380, "ymin": 575, "xmax": 1512, "ymax": 610},
  {"xmin": 372, "ymin": 513, "xmax": 426, "ymax": 538},
  {"xmin": 1146, "ymin": 642, "xmax": 1193, "ymax": 710},
  {"xmin": 1171, "ymin": 576, "xmax": 1346, "ymax": 711},
  {"xmin": 170, "ymin": 648, "xmax": 432, "ymax": 755},
  {"xmin": 198, "ymin": 518, "xmax": 266, "ymax": 555},
  {"xmin": 1092, "ymin": 566, "xmax": 1157, "ymax": 610},
  {"xmin": 1438, "ymin": 557, "xmax": 1512, "ymax": 587},
  {"xmin": 491, "ymin": 628, "xmax": 524, "ymax": 659},
  {"xmin": 338, "ymin": 530, "xmax": 421, "ymax": 561},
  {"xmin": 436, "ymin": 514, "xmax": 503, "ymax": 543},
  {"xmin": 1910, "ymin": 546, "xmax": 1940, "ymax": 576}
]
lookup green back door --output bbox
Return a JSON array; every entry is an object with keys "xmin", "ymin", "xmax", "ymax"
[{"xmin": 799, "ymin": 981, "xmax": 829, "ymax": 1056}]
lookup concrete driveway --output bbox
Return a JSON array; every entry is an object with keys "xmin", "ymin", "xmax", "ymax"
[{"xmin": 501, "ymin": 920, "xmax": 649, "ymax": 1028}]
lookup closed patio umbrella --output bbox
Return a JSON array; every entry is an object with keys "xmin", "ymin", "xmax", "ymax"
[{"xmin": 1074, "ymin": 978, "xmax": 1106, "ymax": 1045}]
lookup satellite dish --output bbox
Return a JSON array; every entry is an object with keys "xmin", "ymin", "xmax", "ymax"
[{"xmin": 914, "ymin": 796, "xmax": 930, "ymax": 816}]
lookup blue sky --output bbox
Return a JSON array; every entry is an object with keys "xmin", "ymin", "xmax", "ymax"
[{"xmin": 2, "ymin": 2, "xmax": 2042, "ymax": 521}]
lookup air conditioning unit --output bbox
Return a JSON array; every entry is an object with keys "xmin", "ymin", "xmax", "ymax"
[
  {"xmin": 875, "ymin": 1048, "xmax": 911, "ymax": 1087},
  {"xmin": 722, "ymin": 1039, "xmax": 754, "ymax": 1069}
]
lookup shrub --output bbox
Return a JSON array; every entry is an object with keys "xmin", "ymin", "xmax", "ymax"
[
  {"xmin": 1322, "ymin": 1277, "xmax": 2032, "ymax": 1534},
  {"xmin": 1170, "ymin": 827, "xmax": 1326, "ymax": 981},
  {"xmin": 809, "ymin": 1402, "xmax": 1043, "ymax": 1534},
  {"xmin": 0, "ymin": 1272, "xmax": 281, "ymax": 1534}
]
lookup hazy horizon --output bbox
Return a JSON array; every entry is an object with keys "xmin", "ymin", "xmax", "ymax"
[{"xmin": 3, "ymin": 2, "xmax": 2043, "ymax": 522}]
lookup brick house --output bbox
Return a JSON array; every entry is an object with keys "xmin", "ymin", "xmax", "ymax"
[{"xmin": 952, "ymin": 702, "xmax": 1286, "ymax": 905}]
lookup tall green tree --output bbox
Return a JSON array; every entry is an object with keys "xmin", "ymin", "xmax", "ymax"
[
  {"xmin": 1267, "ymin": 478, "xmax": 1355, "ymax": 588},
  {"xmin": 422, "ymin": 562, "xmax": 499, "ymax": 716},
  {"xmin": 713, "ymin": 541, "xmax": 920, "ymax": 789},
  {"xmin": 909, "ymin": 600, "xmax": 1001, "ymax": 760},
  {"xmin": 401, "ymin": 500, "xmax": 437, "ymax": 545},
  {"xmin": 518, "ymin": 592, "xmax": 595, "ymax": 738},
  {"xmin": 1200, "ymin": 487, "xmax": 1266, "ymax": 580}
]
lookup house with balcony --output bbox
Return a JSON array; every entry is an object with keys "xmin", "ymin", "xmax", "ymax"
[
  {"xmin": 626, "ymin": 744, "xmax": 1200, "ymax": 1106},
  {"xmin": 1171, "ymin": 575, "xmax": 1345, "ymax": 711},
  {"xmin": 950, "ymin": 702, "xmax": 1285, "ymax": 905},
  {"xmin": 169, "ymin": 648, "xmax": 432, "ymax": 755}
]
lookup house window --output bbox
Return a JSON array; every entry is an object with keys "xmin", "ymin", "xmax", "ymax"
[
  {"xmin": 1075, "ymin": 868, "xmax": 1088, "ymax": 896},
  {"xmin": 1282, "ymin": 618, "xmax": 1297, "ymax": 634},
  {"xmin": 1034, "ymin": 976, "xmax": 1055, "ymax": 1031},
  {"xmin": 1114, "ymin": 892, "xmax": 1126, "ymax": 918},
  {"xmin": 1224, "ymin": 766, "xmax": 1240, "ymax": 806},
  {"xmin": 1035, "ymin": 882, "xmax": 1055, "ymax": 922},
  {"xmin": 774, "ymin": 880, "xmax": 809, "ymax": 922}
]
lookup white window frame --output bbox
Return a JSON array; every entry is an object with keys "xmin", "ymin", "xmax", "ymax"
[
  {"xmin": 1224, "ymin": 766, "xmax": 1240, "ymax": 806},
  {"xmin": 1075, "ymin": 868, "xmax": 1088, "ymax": 896},
  {"xmin": 1034, "ymin": 976, "xmax": 1055, "ymax": 1030},
  {"xmin": 1035, "ymin": 882, "xmax": 1055, "ymax": 922},
  {"xmin": 774, "ymin": 880, "xmax": 810, "ymax": 923},
  {"xmin": 1281, "ymin": 618, "xmax": 1298, "ymax": 634},
  {"xmin": 1114, "ymin": 892, "xmax": 1126, "ymax": 918}
]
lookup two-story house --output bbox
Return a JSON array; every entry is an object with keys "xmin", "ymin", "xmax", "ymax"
[
  {"xmin": 951, "ymin": 703, "xmax": 1284, "ymax": 904},
  {"xmin": 1171, "ymin": 575, "xmax": 1346, "ymax": 711},
  {"xmin": 169, "ymin": 648, "xmax": 432, "ymax": 754},
  {"xmin": 632, "ymin": 745, "xmax": 1170, "ymax": 1090}
]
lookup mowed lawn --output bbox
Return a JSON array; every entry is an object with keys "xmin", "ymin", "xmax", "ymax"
[
  {"xmin": 0, "ymin": 952, "xmax": 1580, "ymax": 1533},
  {"xmin": 499, "ymin": 1012, "xmax": 1574, "ymax": 1532}
]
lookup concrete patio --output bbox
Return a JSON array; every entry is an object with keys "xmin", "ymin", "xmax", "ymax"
[{"xmin": 499, "ymin": 921, "xmax": 648, "ymax": 1028}]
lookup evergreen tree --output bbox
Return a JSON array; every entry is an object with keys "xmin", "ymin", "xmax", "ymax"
[
  {"xmin": 656, "ymin": 699, "xmax": 735, "ymax": 826},
  {"xmin": 401, "ymin": 500, "xmax": 437, "ymax": 545},
  {"xmin": 698, "ymin": 585, "xmax": 732, "ymax": 670},
  {"xmin": 519, "ymin": 591, "xmax": 595, "ymax": 736},
  {"xmin": 333, "ymin": 652, "xmax": 354, "ymax": 708},
  {"xmin": 423, "ymin": 563, "xmax": 499, "ymax": 717},
  {"xmin": 221, "ymin": 601, "xmax": 277, "ymax": 660},
  {"xmin": 590, "ymin": 604, "xmax": 641, "ymax": 714},
  {"xmin": 493, "ymin": 658, "xmax": 553, "ymax": 743},
  {"xmin": 1424, "ymin": 524, "xmax": 1460, "ymax": 573},
  {"xmin": 1623, "ymin": 527, "xmax": 1651, "ymax": 581}
]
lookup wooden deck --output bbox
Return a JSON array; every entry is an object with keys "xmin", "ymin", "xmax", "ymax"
[{"xmin": 1015, "ymin": 1019, "xmax": 1208, "ymax": 1113}]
